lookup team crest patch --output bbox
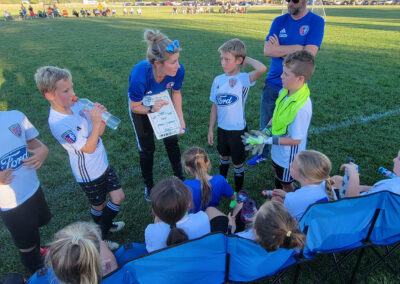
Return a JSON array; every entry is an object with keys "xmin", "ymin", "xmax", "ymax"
[
  {"xmin": 61, "ymin": 130, "xmax": 77, "ymax": 144},
  {"xmin": 299, "ymin": 25, "xmax": 309, "ymax": 36},
  {"xmin": 9, "ymin": 124, "xmax": 22, "ymax": 137},
  {"xmin": 229, "ymin": 79, "xmax": 237, "ymax": 88},
  {"xmin": 166, "ymin": 82, "xmax": 175, "ymax": 89}
]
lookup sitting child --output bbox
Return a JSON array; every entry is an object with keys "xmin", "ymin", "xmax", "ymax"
[
  {"xmin": 271, "ymin": 150, "xmax": 337, "ymax": 220},
  {"xmin": 145, "ymin": 177, "xmax": 210, "ymax": 252},
  {"xmin": 48, "ymin": 222, "xmax": 117, "ymax": 283},
  {"xmin": 333, "ymin": 150, "xmax": 400, "ymax": 197},
  {"xmin": 183, "ymin": 146, "xmax": 235, "ymax": 213}
]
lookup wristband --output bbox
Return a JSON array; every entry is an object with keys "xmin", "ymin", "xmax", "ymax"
[{"xmin": 272, "ymin": 136, "xmax": 280, "ymax": 145}]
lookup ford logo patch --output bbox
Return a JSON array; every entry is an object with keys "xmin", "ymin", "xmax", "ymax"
[
  {"xmin": 0, "ymin": 146, "xmax": 29, "ymax": 171},
  {"xmin": 216, "ymin": 94, "xmax": 238, "ymax": 106}
]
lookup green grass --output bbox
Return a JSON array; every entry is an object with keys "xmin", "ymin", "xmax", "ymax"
[{"xmin": 1, "ymin": 6, "xmax": 400, "ymax": 283}]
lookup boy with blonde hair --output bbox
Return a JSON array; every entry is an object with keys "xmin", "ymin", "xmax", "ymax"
[
  {"xmin": 208, "ymin": 38, "xmax": 266, "ymax": 192},
  {"xmin": 35, "ymin": 66, "xmax": 125, "ymax": 250},
  {"xmin": 243, "ymin": 50, "xmax": 315, "ymax": 192}
]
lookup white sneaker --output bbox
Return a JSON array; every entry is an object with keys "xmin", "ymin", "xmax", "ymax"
[
  {"xmin": 109, "ymin": 221, "xmax": 125, "ymax": 233},
  {"xmin": 104, "ymin": 239, "xmax": 119, "ymax": 251}
]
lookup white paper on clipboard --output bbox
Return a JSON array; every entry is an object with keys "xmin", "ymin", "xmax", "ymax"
[{"xmin": 144, "ymin": 90, "xmax": 181, "ymax": 140}]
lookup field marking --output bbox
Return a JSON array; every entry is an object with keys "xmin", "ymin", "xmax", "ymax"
[{"xmin": 309, "ymin": 109, "xmax": 400, "ymax": 135}]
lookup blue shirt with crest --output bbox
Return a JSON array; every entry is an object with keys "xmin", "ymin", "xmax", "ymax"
[
  {"xmin": 266, "ymin": 11, "xmax": 324, "ymax": 89},
  {"xmin": 128, "ymin": 60, "xmax": 184, "ymax": 102}
]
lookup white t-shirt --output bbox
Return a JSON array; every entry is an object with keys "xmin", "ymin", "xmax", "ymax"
[
  {"xmin": 271, "ymin": 96, "xmax": 312, "ymax": 168},
  {"xmin": 209, "ymin": 72, "xmax": 255, "ymax": 131},
  {"xmin": 284, "ymin": 181, "xmax": 335, "ymax": 220},
  {"xmin": 145, "ymin": 211, "xmax": 210, "ymax": 252},
  {"xmin": 0, "ymin": 111, "xmax": 40, "ymax": 210},
  {"xmin": 362, "ymin": 177, "xmax": 400, "ymax": 195},
  {"xmin": 48, "ymin": 103, "xmax": 108, "ymax": 183}
]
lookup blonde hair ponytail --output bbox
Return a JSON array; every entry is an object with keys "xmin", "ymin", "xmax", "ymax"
[{"xmin": 144, "ymin": 29, "xmax": 179, "ymax": 64}]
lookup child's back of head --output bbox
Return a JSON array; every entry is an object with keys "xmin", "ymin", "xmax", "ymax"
[
  {"xmin": 34, "ymin": 66, "xmax": 72, "ymax": 96},
  {"xmin": 218, "ymin": 38, "xmax": 246, "ymax": 59},
  {"xmin": 254, "ymin": 201, "xmax": 305, "ymax": 252},
  {"xmin": 151, "ymin": 177, "xmax": 193, "ymax": 246},
  {"xmin": 295, "ymin": 150, "xmax": 335, "ymax": 201},
  {"xmin": 283, "ymin": 50, "xmax": 315, "ymax": 82},
  {"xmin": 47, "ymin": 222, "xmax": 102, "ymax": 284},
  {"xmin": 183, "ymin": 146, "xmax": 212, "ymax": 208}
]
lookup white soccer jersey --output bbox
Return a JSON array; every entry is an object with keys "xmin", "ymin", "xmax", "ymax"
[
  {"xmin": 271, "ymin": 95, "xmax": 312, "ymax": 168},
  {"xmin": 0, "ymin": 111, "xmax": 40, "ymax": 210},
  {"xmin": 209, "ymin": 72, "xmax": 255, "ymax": 131},
  {"xmin": 48, "ymin": 103, "xmax": 108, "ymax": 183}
]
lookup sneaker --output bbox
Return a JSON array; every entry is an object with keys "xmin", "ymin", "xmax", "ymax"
[
  {"xmin": 109, "ymin": 221, "xmax": 125, "ymax": 233},
  {"xmin": 144, "ymin": 186, "xmax": 151, "ymax": 202},
  {"xmin": 246, "ymin": 155, "xmax": 267, "ymax": 167},
  {"xmin": 104, "ymin": 239, "xmax": 119, "ymax": 251}
]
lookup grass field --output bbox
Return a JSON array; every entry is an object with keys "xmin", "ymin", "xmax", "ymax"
[{"xmin": 0, "ymin": 5, "xmax": 400, "ymax": 283}]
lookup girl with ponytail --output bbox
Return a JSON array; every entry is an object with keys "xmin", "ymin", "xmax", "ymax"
[
  {"xmin": 271, "ymin": 150, "xmax": 337, "ymax": 220},
  {"xmin": 183, "ymin": 146, "xmax": 235, "ymax": 213},
  {"xmin": 145, "ymin": 177, "xmax": 210, "ymax": 252}
]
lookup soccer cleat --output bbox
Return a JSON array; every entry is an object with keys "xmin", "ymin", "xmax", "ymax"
[
  {"xmin": 246, "ymin": 155, "xmax": 267, "ymax": 167},
  {"xmin": 104, "ymin": 239, "xmax": 120, "ymax": 251},
  {"xmin": 109, "ymin": 221, "xmax": 125, "ymax": 233},
  {"xmin": 144, "ymin": 186, "xmax": 151, "ymax": 202}
]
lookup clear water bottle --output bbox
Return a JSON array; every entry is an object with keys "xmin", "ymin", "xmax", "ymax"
[
  {"xmin": 73, "ymin": 96, "xmax": 120, "ymax": 130},
  {"xmin": 340, "ymin": 157, "xmax": 359, "ymax": 198},
  {"xmin": 241, "ymin": 198, "xmax": 257, "ymax": 223},
  {"xmin": 378, "ymin": 167, "xmax": 397, "ymax": 179}
]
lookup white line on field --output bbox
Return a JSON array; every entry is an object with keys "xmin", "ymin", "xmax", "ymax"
[{"xmin": 309, "ymin": 108, "xmax": 400, "ymax": 135}]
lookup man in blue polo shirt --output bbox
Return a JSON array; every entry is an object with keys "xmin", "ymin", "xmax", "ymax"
[{"xmin": 247, "ymin": 0, "xmax": 325, "ymax": 166}]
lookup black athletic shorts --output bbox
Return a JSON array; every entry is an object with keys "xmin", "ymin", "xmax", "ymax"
[
  {"xmin": 210, "ymin": 215, "xmax": 229, "ymax": 233},
  {"xmin": 78, "ymin": 166, "xmax": 121, "ymax": 206},
  {"xmin": 217, "ymin": 127, "xmax": 248, "ymax": 165},
  {"xmin": 0, "ymin": 187, "xmax": 51, "ymax": 249},
  {"xmin": 272, "ymin": 160, "xmax": 294, "ymax": 184}
]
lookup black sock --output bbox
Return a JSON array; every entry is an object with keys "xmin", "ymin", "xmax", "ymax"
[
  {"xmin": 219, "ymin": 158, "xmax": 230, "ymax": 178},
  {"xmin": 100, "ymin": 201, "xmax": 120, "ymax": 239},
  {"xmin": 234, "ymin": 166, "xmax": 245, "ymax": 192},
  {"xmin": 20, "ymin": 246, "xmax": 43, "ymax": 274},
  {"xmin": 90, "ymin": 207, "xmax": 103, "ymax": 224},
  {"xmin": 274, "ymin": 177, "xmax": 282, "ymax": 189}
]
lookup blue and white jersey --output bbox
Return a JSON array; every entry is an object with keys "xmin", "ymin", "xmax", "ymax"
[
  {"xmin": 210, "ymin": 72, "xmax": 255, "ymax": 131},
  {"xmin": 128, "ymin": 60, "xmax": 184, "ymax": 103},
  {"xmin": 48, "ymin": 103, "xmax": 108, "ymax": 183},
  {"xmin": 266, "ymin": 11, "xmax": 325, "ymax": 89},
  {"xmin": 0, "ymin": 111, "xmax": 40, "ymax": 210}
]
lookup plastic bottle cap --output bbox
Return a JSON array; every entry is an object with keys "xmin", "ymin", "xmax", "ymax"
[{"xmin": 72, "ymin": 96, "xmax": 78, "ymax": 102}]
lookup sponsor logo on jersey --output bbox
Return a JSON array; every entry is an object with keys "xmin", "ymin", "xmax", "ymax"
[
  {"xmin": 299, "ymin": 25, "xmax": 309, "ymax": 36},
  {"xmin": 215, "ymin": 94, "xmax": 239, "ymax": 106},
  {"xmin": 8, "ymin": 124, "xmax": 22, "ymax": 137},
  {"xmin": 166, "ymin": 82, "xmax": 175, "ymax": 89},
  {"xmin": 61, "ymin": 130, "xmax": 77, "ymax": 144},
  {"xmin": 146, "ymin": 91, "xmax": 153, "ymax": 95},
  {"xmin": 229, "ymin": 79, "xmax": 237, "ymax": 88},
  {"xmin": 279, "ymin": 28, "xmax": 287, "ymax": 38},
  {"xmin": 0, "ymin": 146, "xmax": 29, "ymax": 171}
]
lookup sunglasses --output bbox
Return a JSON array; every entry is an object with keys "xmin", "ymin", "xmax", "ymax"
[
  {"xmin": 163, "ymin": 40, "xmax": 180, "ymax": 53},
  {"xmin": 286, "ymin": 0, "xmax": 300, "ymax": 3}
]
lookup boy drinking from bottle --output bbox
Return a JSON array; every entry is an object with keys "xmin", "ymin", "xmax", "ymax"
[
  {"xmin": 35, "ymin": 66, "xmax": 125, "ymax": 250},
  {"xmin": 243, "ymin": 50, "xmax": 314, "ymax": 192}
]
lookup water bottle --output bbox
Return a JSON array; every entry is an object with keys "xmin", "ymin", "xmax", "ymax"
[
  {"xmin": 73, "ymin": 96, "xmax": 120, "ymax": 130},
  {"xmin": 241, "ymin": 198, "xmax": 257, "ymax": 223},
  {"xmin": 340, "ymin": 157, "xmax": 359, "ymax": 198},
  {"xmin": 378, "ymin": 167, "xmax": 397, "ymax": 179}
]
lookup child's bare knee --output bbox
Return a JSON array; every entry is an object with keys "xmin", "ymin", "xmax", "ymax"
[{"xmin": 110, "ymin": 189, "xmax": 125, "ymax": 205}]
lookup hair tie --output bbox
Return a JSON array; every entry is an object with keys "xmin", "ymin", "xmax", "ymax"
[
  {"xmin": 71, "ymin": 235, "xmax": 80, "ymax": 244},
  {"xmin": 170, "ymin": 224, "xmax": 177, "ymax": 229},
  {"xmin": 286, "ymin": 230, "xmax": 292, "ymax": 238}
]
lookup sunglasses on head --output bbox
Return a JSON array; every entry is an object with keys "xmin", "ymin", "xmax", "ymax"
[
  {"xmin": 163, "ymin": 40, "xmax": 180, "ymax": 53},
  {"xmin": 286, "ymin": 0, "xmax": 300, "ymax": 3}
]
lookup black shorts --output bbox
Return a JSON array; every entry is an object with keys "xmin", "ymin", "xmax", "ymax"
[
  {"xmin": 0, "ymin": 187, "xmax": 51, "ymax": 249},
  {"xmin": 78, "ymin": 166, "xmax": 121, "ymax": 206},
  {"xmin": 210, "ymin": 215, "xmax": 229, "ymax": 233},
  {"xmin": 272, "ymin": 160, "xmax": 294, "ymax": 184},
  {"xmin": 217, "ymin": 127, "xmax": 248, "ymax": 165}
]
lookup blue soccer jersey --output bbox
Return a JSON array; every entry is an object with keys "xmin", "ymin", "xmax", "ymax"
[
  {"xmin": 128, "ymin": 60, "xmax": 184, "ymax": 102},
  {"xmin": 266, "ymin": 11, "xmax": 325, "ymax": 89}
]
